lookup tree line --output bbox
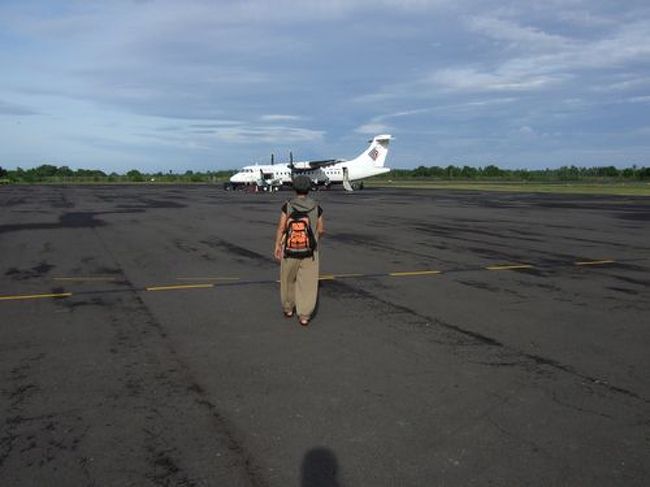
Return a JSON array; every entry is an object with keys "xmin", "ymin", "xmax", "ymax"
[
  {"xmin": 1, "ymin": 163, "xmax": 649, "ymax": 184},
  {"xmin": 0, "ymin": 165, "xmax": 236, "ymax": 183},
  {"xmin": 373, "ymin": 164, "xmax": 650, "ymax": 181}
]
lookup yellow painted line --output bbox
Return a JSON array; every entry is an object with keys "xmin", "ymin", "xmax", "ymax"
[
  {"xmin": 318, "ymin": 273, "xmax": 366, "ymax": 281},
  {"xmin": 485, "ymin": 264, "xmax": 534, "ymax": 271},
  {"xmin": 146, "ymin": 283, "xmax": 214, "ymax": 292},
  {"xmin": 0, "ymin": 292, "xmax": 72, "ymax": 302},
  {"xmin": 53, "ymin": 277, "xmax": 118, "ymax": 282},
  {"xmin": 176, "ymin": 277, "xmax": 240, "ymax": 281},
  {"xmin": 389, "ymin": 270, "xmax": 442, "ymax": 277},
  {"xmin": 575, "ymin": 260, "xmax": 615, "ymax": 266}
]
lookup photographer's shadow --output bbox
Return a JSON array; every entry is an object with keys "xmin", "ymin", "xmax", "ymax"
[{"xmin": 301, "ymin": 447, "xmax": 341, "ymax": 487}]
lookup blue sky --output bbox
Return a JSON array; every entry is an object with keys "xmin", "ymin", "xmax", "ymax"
[{"xmin": 1, "ymin": 0, "xmax": 649, "ymax": 172}]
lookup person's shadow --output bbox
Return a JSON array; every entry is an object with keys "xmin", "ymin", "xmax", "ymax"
[{"xmin": 301, "ymin": 447, "xmax": 341, "ymax": 487}]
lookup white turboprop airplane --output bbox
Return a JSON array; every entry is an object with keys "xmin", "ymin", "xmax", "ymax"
[{"xmin": 225, "ymin": 134, "xmax": 392, "ymax": 192}]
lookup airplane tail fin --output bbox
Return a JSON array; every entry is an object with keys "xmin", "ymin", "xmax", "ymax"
[{"xmin": 356, "ymin": 134, "xmax": 392, "ymax": 167}]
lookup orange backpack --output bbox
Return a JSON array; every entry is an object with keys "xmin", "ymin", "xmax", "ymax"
[{"xmin": 284, "ymin": 203, "xmax": 317, "ymax": 259}]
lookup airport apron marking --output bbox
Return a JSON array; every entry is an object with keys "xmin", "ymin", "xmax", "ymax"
[
  {"xmin": 53, "ymin": 277, "xmax": 119, "ymax": 282},
  {"xmin": 176, "ymin": 277, "xmax": 240, "ymax": 281},
  {"xmin": 575, "ymin": 260, "xmax": 616, "ymax": 266},
  {"xmin": 485, "ymin": 264, "xmax": 535, "ymax": 271},
  {"xmin": 389, "ymin": 270, "xmax": 442, "ymax": 277},
  {"xmin": 0, "ymin": 259, "xmax": 618, "ymax": 302},
  {"xmin": 146, "ymin": 283, "xmax": 215, "ymax": 292},
  {"xmin": 0, "ymin": 292, "xmax": 73, "ymax": 301}
]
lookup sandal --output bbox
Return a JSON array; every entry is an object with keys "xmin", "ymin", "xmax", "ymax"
[
  {"xmin": 283, "ymin": 310, "xmax": 294, "ymax": 318},
  {"xmin": 298, "ymin": 317, "xmax": 310, "ymax": 326}
]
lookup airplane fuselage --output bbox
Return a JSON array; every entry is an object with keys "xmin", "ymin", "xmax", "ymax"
[{"xmin": 229, "ymin": 161, "xmax": 390, "ymax": 187}]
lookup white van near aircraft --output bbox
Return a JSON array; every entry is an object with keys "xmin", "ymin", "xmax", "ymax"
[{"xmin": 225, "ymin": 134, "xmax": 392, "ymax": 191}]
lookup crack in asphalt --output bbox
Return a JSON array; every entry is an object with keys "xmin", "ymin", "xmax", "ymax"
[
  {"xmin": 200, "ymin": 237, "xmax": 276, "ymax": 267},
  {"xmin": 321, "ymin": 279, "xmax": 649, "ymax": 406},
  {"xmin": 0, "ymin": 353, "xmax": 46, "ymax": 470},
  {"xmin": 92, "ymin": 227, "xmax": 271, "ymax": 487}
]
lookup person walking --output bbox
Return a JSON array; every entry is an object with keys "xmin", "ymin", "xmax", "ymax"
[{"xmin": 273, "ymin": 176, "xmax": 324, "ymax": 326}]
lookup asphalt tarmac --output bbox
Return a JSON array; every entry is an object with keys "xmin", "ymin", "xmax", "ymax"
[{"xmin": 1, "ymin": 184, "xmax": 649, "ymax": 486}]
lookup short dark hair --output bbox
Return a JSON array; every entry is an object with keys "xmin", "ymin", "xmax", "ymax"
[{"xmin": 292, "ymin": 176, "xmax": 311, "ymax": 194}]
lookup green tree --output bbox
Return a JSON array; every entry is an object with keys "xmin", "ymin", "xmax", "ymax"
[
  {"xmin": 34, "ymin": 164, "xmax": 59, "ymax": 178},
  {"xmin": 412, "ymin": 165, "xmax": 429, "ymax": 178},
  {"xmin": 621, "ymin": 168, "xmax": 634, "ymax": 178},
  {"xmin": 513, "ymin": 169, "xmax": 531, "ymax": 180},
  {"xmin": 557, "ymin": 165, "xmax": 580, "ymax": 180},
  {"xmin": 596, "ymin": 166, "xmax": 619, "ymax": 178},
  {"xmin": 460, "ymin": 165, "xmax": 478, "ymax": 179},
  {"xmin": 57, "ymin": 166, "xmax": 74, "ymax": 177},
  {"xmin": 445, "ymin": 165, "xmax": 460, "ymax": 178},
  {"xmin": 482, "ymin": 164, "xmax": 503, "ymax": 178},
  {"xmin": 638, "ymin": 167, "xmax": 650, "ymax": 180},
  {"xmin": 126, "ymin": 169, "xmax": 144, "ymax": 182}
]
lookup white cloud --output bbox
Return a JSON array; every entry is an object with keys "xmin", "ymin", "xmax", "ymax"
[
  {"xmin": 189, "ymin": 121, "xmax": 245, "ymax": 128},
  {"xmin": 355, "ymin": 12, "xmax": 650, "ymax": 101},
  {"xmin": 211, "ymin": 125, "xmax": 324, "ymax": 143},
  {"xmin": 624, "ymin": 95, "xmax": 650, "ymax": 104},
  {"xmin": 593, "ymin": 76, "xmax": 650, "ymax": 92},
  {"xmin": 556, "ymin": 10, "xmax": 618, "ymax": 28},
  {"xmin": 517, "ymin": 125, "xmax": 538, "ymax": 137},
  {"xmin": 428, "ymin": 67, "xmax": 564, "ymax": 92},
  {"xmin": 260, "ymin": 114, "xmax": 303, "ymax": 122},
  {"xmin": 376, "ymin": 108, "xmax": 432, "ymax": 121},
  {"xmin": 425, "ymin": 18, "xmax": 650, "ymax": 93},
  {"xmin": 355, "ymin": 122, "xmax": 392, "ymax": 135},
  {"xmin": 430, "ymin": 17, "xmax": 650, "ymax": 91},
  {"xmin": 467, "ymin": 16, "xmax": 571, "ymax": 50}
]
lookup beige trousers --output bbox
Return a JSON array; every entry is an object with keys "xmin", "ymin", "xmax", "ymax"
[{"xmin": 280, "ymin": 252, "xmax": 319, "ymax": 318}]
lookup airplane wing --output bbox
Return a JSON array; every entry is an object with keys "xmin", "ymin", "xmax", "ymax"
[{"xmin": 291, "ymin": 159, "xmax": 345, "ymax": 172}]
